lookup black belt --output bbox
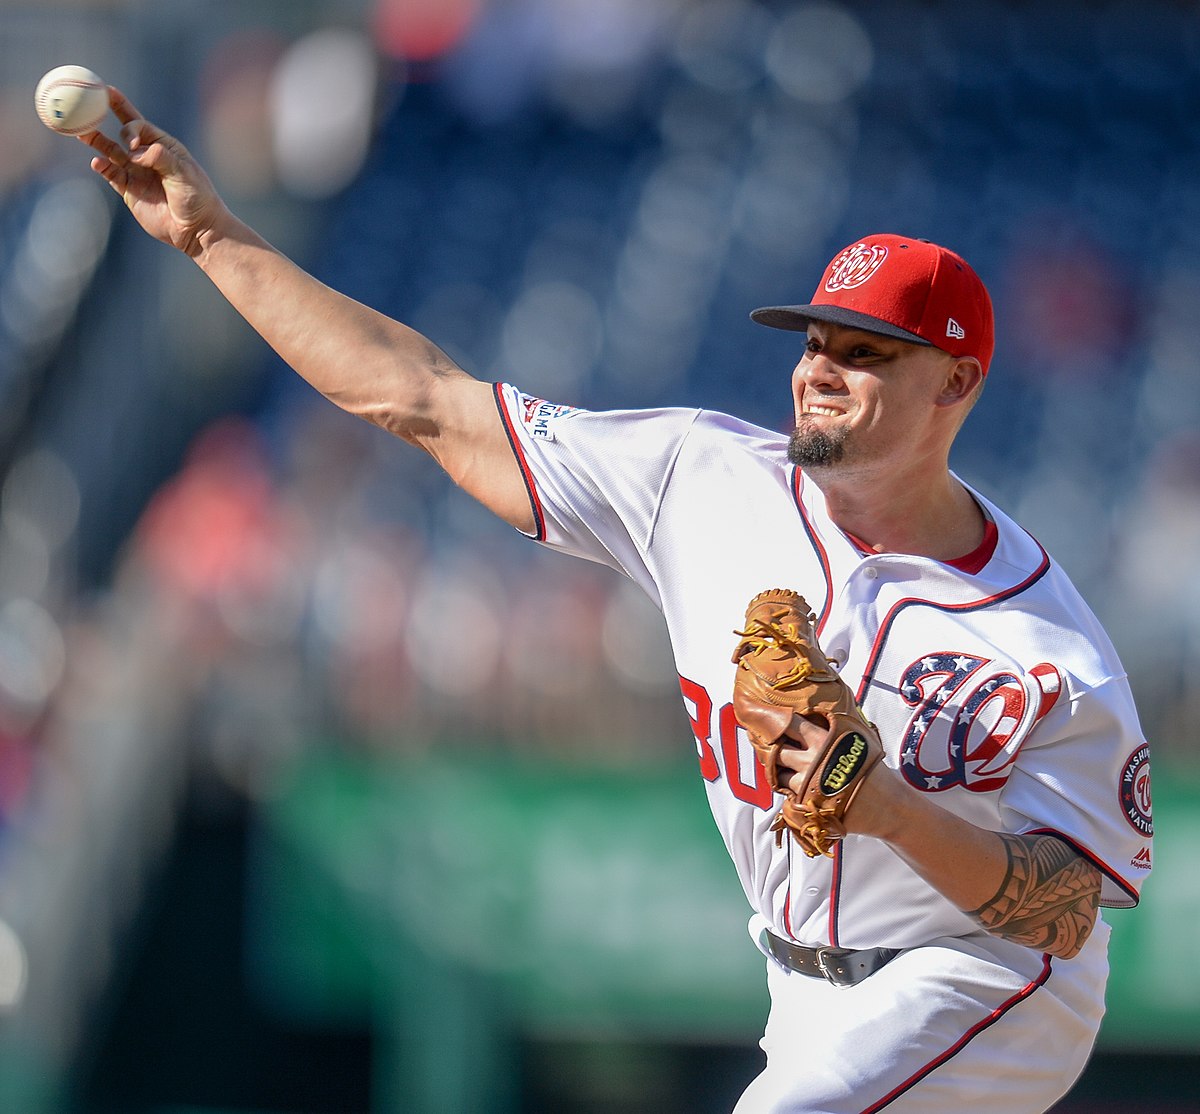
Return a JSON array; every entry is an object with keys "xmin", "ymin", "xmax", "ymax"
[{"xmin": 763, "ymin": 930, "xmax": 900, "ymax": 988}]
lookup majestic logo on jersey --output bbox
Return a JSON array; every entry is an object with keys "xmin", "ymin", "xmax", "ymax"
[
  {"xmin": 823, "ymin": 243, "xmax": 888, "ymax": 292},
  {"xmin": 820, "ymin": 732, "xmax": 870, "ymax": 795},
  {"xmin": 1130, "ymin": 846, "xmax": 1152, "ymax": 870},
  {"xmin": 897, "ymin": 654, "xmax": 1062, "ymax": 793},
  {"xmin": 1119, "ymin": 744, "xmax": 1153, "ymax": 837},
  {"xmin": 518, "ymin": 394, "xmax": 579, "ymax": 441}
]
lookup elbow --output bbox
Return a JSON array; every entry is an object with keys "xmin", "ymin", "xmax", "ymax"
[
  {"xmin": 1049, "ymin": 889, "xmax": 1102, "ymax": 960},
  {"xmin": 980, "ymin": 905, "xmax": 1097, "ymax": 961},
  {"xmin": 1049, "ymin": 863, "xmax": 1103, "ymax": 960},
  {"xmin": 1042, "ymin": 911, "xmax": 1096, "ymax": 961},
  {"xmin": 330, "ymin": 392, "xmax": 440, "ymax": 448},
  {"xmin": 1007, "ymin": 876, "xmax": 1102, "ymax": 961},
  {"xmin": 968, "ymin": 833, "xmax": 1104, "ymax": 962}
]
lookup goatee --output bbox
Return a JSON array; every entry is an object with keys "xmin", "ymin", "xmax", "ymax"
[{"xmin": 788, "ymin": 422, "xmax": 848, "ymax": 467}]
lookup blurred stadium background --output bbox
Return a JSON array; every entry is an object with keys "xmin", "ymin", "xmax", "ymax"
[{"xmin": 0, "ymin": 0, "xmax": 1197, "ymax": 1111}]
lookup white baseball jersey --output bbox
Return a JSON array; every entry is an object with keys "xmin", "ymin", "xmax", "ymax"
[{"xmin": 493, "ymin": 382, "xmax": 1152, "ymax": 1109}]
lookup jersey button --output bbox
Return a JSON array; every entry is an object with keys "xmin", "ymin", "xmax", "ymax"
[
  {"xmin": 863, "ymin": 566, "xmax": 878, "ymax": 580},
  {"xmin": 805, "ymin": 887, "xmax": 820, "ymax": 896}
]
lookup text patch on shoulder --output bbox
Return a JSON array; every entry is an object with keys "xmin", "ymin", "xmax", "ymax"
[{"xmin": 517, "ymin": 393, "xmax": 579, "ymax": 442}]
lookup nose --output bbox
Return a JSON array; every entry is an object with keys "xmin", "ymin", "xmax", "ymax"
[{"xmin": 793, "ymin": 351, "xmax": 844, "ymax": 391}]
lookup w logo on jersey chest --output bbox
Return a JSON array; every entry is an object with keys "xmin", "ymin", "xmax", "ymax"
[{"xmin": 896, "ymin": 653, "xmax": 1062, "ymax": 793}]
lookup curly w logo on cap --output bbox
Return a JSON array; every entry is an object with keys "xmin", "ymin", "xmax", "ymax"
[
  {"xmin": 824, "ymin": 243, "xmax": 889, "ymax": 292},
  {"xmin": 750, "ymin": 234, "xmax": 996, "ymax": 375}
]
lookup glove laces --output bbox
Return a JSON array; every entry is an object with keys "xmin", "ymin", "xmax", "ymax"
[{"xmin": 733, "ymin": 617, "xmax": 816, "ymax": 689}]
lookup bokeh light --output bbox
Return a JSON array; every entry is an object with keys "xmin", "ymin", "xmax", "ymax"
[
  {"xmin": 371, "ymin": 0, "xmax": 482, "ymax": 62},
  {"xmin": 271, "ymin": 28, "xmax": 379, "ymax": 198}
]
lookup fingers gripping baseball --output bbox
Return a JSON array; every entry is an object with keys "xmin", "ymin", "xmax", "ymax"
[
  {"xmin": 731, "ymin": 588, "xmax": 883, "ymax": 856},
  {"xmin": 79, "ymin": 87, "xmax": 225, "ymax": 256}
]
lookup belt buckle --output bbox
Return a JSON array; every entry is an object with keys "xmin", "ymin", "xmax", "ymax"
[{"xmin": 815, "ymin": 946, "xmax": 853, "ymax": 987}]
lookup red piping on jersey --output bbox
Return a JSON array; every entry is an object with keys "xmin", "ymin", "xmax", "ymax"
[
  {"xmin": 783, "ymin": 466, "xmax": 835, "ymax": 938},
  {"xmin": 853, "ymin": 538, "xmax": 1053, "ymax": 705},
  {"xmin": 861, "ymin": 954, "xmax": 1053, "ymax": 1112},
  {"xmin": 1026, "ymin": 827, "xmax": 1141, "ymax": 909},
  {"xmin": 827, "ymin": 844, "xmax": 844, "ymax": 946},
  {"xmin": 782, "ymin": 873, "xmax": 794, "ymax": 939},
  {"xmin": 789, "ymin": 468, "xmax": 834, "ymax": 633},
  {"xmin": 828, "ymin": 534, "xmax": 1053, "ymax": 946},
  {"xmin": 492, "ymin": 382, "xmax": 547, "ymax": 542}
]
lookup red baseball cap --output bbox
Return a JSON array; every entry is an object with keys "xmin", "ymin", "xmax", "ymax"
[{"xmin": 751, "ymin": 234, "xmax": 995, "ymax": 374}]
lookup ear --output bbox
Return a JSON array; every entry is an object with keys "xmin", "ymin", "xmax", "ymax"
[{"xmin": 935, "ymin": 357, "xmax": 984, "ymax": 409}]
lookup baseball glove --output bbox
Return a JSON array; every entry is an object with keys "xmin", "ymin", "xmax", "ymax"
[{"xmin": 731, "ymin": 588, "xmax": 883, "ymax": 857}]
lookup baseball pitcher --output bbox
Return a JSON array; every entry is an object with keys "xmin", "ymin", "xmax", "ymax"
[{"xmin": 78, "ymin": 88, "xmax": 1151, "ymax": 1113}]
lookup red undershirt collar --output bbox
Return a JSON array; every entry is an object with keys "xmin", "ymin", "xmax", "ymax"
[{"xmin": 844, "ymin": 517, "xmax": 999, "ymax": 575}]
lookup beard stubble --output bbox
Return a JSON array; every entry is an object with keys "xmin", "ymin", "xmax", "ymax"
[{"xmin": 787, "ymin": 421, "xmax": 849, "ymax": 467}]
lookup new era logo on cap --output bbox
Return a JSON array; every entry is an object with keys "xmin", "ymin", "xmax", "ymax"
[{"xmin": 750, "ymin": 234, "xmax": 996, "ymax": 374}]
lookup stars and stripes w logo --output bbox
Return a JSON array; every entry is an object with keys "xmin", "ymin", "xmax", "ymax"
[{"xmin": 897, "ymin": 654, "xmax": 1062, "ymax": 793}]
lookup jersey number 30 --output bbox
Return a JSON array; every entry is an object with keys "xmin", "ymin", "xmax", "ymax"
[{"xmin": 678, "ymin": 658, "xmax": 1062, "ymax": 807}]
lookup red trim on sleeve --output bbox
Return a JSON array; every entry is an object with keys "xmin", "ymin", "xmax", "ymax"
[
  {"xmin": 1026, "ymin": 827, "xmax": 1141, "ymax": 909},
  {"xmin": 492, "ymin": 383, "xmax": 547, "ymax": 542}
]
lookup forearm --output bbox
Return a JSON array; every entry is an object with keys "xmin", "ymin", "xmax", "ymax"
[
  {"xmin": 858, "ymin": 775, "xmax": 1101, "ymax": 959},
  {"xmin": 85, "ymin": 100, "xmax": 530, "ymax": 520},
  {"xmin": 188, "ymin": 213, "xmax": 534, "ymax": 529},
  {"xmin": 192, "ymin": 214, "xmax": 467, "ymax": 444},
  {"xmin": 962, "ymin": 829, "xmax": 1101, "ymax": 958}
]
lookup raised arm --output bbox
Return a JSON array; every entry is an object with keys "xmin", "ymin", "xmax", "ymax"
[{"xmin": 79, "ymin": 86, "xmax": 534, "ymax": 533}]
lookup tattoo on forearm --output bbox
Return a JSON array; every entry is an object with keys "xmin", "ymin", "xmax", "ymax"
[{"xmin": 965, "ymin": 834, "xmax": 1101, "ymax": 959}]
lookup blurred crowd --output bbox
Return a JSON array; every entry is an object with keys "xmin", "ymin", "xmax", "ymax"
[
  {"xmin": 0, "ymin": 0, "xmax": 1198, "ymax": 1104},
  {"xmin": 123, "ymin": 407, "xmax": 684, "ymax": 788},
  {"xmin": 76, "ymin": 0, "xmax": 1200, "ymax": 779}
]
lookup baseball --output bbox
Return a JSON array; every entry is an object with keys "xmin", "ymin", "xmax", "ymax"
[{"xmin": 34, "ymin": 65, "xmax": 109, "ymax": 135}]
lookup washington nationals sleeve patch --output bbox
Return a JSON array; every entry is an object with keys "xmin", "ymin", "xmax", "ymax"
[{"xmin": 1118, "ymin": 744, "xmax": 1153, "ymax": 838}]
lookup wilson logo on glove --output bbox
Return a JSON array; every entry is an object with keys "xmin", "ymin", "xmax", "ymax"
[{"xmin": 820, "ymin": 733, "xmax": 871, "ymax": 795}]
